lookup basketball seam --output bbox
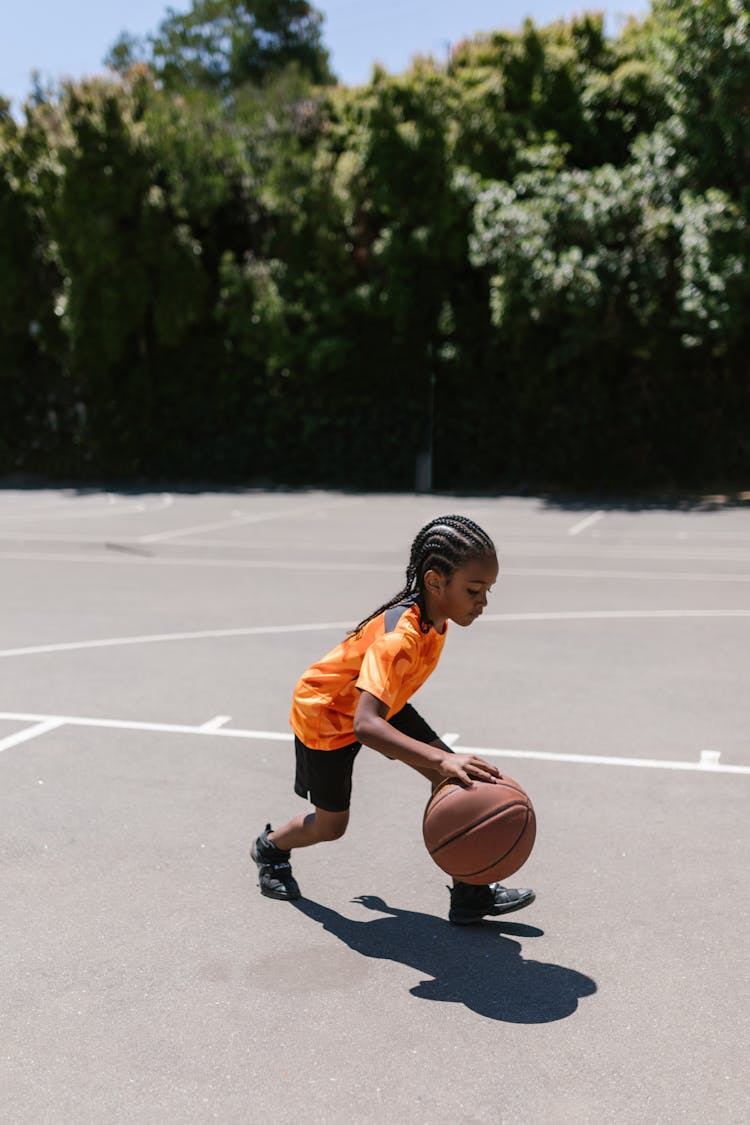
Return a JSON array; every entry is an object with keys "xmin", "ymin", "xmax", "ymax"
[
  {"xmin": 428, "ymin": 801, "xmax": 528, "ymax": 857},
  {"xmin": 457, "ymin": 808, "xmax": 533, "ymax": 877},
  {"xmin": 422, "ymin": 781, "xmax": 528, "ymax": 830}
]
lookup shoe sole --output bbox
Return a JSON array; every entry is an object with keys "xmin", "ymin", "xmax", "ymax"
[
  {"xmin": 258, "ymin": 884, "xmax": 301, "ymax": 901},
  {"xmin": 449, "ymin": 890, "xmax": 536, "ymax": 925}
]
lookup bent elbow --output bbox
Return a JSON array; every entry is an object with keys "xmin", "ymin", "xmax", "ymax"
[{"xmin": 352, "ymin": 713, "xmax": 369, "ymax": 744}]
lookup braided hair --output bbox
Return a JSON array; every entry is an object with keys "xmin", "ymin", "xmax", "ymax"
[{"xmin": 352, "ymin": 514, "xmax": 497, "ymax": 635}]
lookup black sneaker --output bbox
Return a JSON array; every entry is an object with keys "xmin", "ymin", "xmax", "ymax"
[
  {"xmin": 250, "ymin": 824, "xmax": 301, "ymax": 900},
  {"xmin": 448, "ymin": 882, "xmax": 535, "ymax": 925}
]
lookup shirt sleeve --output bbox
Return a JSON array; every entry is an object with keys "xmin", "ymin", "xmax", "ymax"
[{"xmin": 355, "ymin": 629, "xmax": 420, "ymax": 711}]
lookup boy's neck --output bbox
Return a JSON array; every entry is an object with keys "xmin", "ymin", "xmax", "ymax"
[{"xmin": 422, "ymin": 591, "xmax": 446, "ymax": 634}]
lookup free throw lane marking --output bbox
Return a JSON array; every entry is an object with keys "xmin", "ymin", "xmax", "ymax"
[{"xmin": 0, "ymin": 711, "xmax": 748, "ymax": 776}]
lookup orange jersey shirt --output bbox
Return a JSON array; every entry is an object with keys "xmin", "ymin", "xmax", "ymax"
[{"xmin": 290, "ymin": 599, "xmax": 447, "ymax": 750}]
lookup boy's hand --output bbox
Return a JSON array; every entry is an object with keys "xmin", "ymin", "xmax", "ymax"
[
  {"xmin": 439, "ymin": 753, "xmax": 500, "ymax": 788},
  {"xmin": 352, "ymin": 895, "xmax": 391, "ymax": 913}
]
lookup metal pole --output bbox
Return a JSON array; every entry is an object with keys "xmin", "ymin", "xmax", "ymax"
[{"xmin": 415, "ymin": 365, "xmax": 435, "ymax": 493}]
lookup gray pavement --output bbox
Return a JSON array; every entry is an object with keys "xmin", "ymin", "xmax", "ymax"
[{"xmin": 1, "ymin": 488, "xmax": 749, "ymax": 1124}]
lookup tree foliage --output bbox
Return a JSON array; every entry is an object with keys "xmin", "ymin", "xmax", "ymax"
[
  {"xmin": 1, "ymin": 1, "xmax": 748, "ymax": 491},
  {"xmin": 651, "ymin": 0, "xmax": 750, "ymax": 204},
  {"xmin": 107, "ymin": 0, "xmax": 334, "ymax": 94}
]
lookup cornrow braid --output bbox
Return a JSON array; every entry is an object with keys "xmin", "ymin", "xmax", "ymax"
[{"xmin": 351, "ymin": 515, "xmax": 497, "ymax": 635}]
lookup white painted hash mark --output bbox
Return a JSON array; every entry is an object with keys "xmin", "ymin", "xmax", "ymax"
[
  {"xmin": 568, "ymin": 511, "xmax": 605, "ymax": 536},
  {"xmin": 200, "ymin": 715, "xmax": 232, "ymax": 731},
  {"xmin": 0, "ymin": 718, "xmax": 65, "ymax": 753},
  {"xmin": 440, "ymin": 732, "xmax": 460, "ymax": 747}
]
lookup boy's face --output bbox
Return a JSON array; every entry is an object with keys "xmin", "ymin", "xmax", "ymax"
[{"xmin": 424, "ymin": 554, "xmax": 499, "ymax": 629}]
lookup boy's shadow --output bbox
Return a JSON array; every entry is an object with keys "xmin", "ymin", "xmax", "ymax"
[{"xmin": 292, "ymin": 894, "xmax": 596, "ymax": 1023}]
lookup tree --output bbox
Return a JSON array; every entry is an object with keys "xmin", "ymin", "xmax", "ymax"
[
  {"xmin": 0, "ymin": 105, "xmax": 69, "ymax": 475},
  {"xmin": 448, "ymin": 14, "xmax": 668, "ymax": 175},
  {"xmin": 22, "ymin": 72, "xmax": 264, "ymax": 477},
  {"xmin": 651, "ymin": 0, "xmax": 750, "ymax": 203},
  {"xmin": 6, "ymin": 4, "xmax": 749, "ymax": 491},
  {"xmin": 467, "ymin": 127, "xmax": 750, "ymax": 488},
  {"xmin": 107, "ymin": 0, "xmax": 334, "ymax": 95}
]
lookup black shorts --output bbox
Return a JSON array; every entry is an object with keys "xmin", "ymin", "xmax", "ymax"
[{"xmin": 293, "ymin": 703, "xmax": 439, "ymax": 813}]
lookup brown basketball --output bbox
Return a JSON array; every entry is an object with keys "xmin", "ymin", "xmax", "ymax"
[{"xmin": 422, "ymin": 775, "xmax": 536, "ymax": 884}]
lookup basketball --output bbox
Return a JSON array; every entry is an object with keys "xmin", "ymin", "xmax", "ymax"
[{"xmin": 422, "ymin": 775, "xmax": 536, "ymax": 884}]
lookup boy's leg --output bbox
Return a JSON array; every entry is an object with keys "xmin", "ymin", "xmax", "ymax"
[
  {"xmin": 251, "ymin": 739, "xmax": 357, "ymax": 901},
  {"xmin": 404, "ymin": 732, "xmax": 536, "ymax": 924},
  {"xmin": 269, "ymin": 807, "xmax": 349, "ymax": 850},
  {"xmin": 448, "ymin": 882, "xmax": 535, "ymax": 924},
  {"xmin": 251, "ymin": 824, "xmax": 301, "ymax": 900},
  {"xmin": 251, "ymin": 809, "xmax": 350, "ymax": 900}
]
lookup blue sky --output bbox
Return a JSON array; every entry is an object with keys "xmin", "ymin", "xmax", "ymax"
[{"xmin": 2, "ymin": 0, "xmax": 649, "ymax": 112}]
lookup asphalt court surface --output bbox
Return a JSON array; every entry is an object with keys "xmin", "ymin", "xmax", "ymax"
[{"xmin": 2, "ymin": 487, "xmax": 749, "ymax": 1124}]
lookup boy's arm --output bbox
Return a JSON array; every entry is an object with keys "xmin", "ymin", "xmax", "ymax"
[{"xmin": 353, "ymin": 690, "xmax": 500, "ymax": 787}]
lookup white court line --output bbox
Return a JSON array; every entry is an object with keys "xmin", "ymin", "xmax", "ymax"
[
  {"xmin": 1, "ymin": 609, "xmax": 749, "ymax": 660},
  {"xmin": 509, "ymin": 543, "xmax": 750, "ymax": 562},
  {"xmin": 0, "ymin": 531, "xmax": 395, "ymax": 550},
  {"xmin": 0, "ymin": 718, "xmax": 65, "ymax": 753},
  {"xmin": 138, "ymin": 498, "xmax": 363, "ymax": 543},
  {"xmin": 127, "ymin": 528, "xmax": 750, "ymax": 549},
  {"xmin": 0, "ymin": 497, "xmax": 95, "ymax": 519},
  {"xmin": 568, "ymin": 511, "xmax": 605, "ymax": 536},
  {"xmin": 0, "ymin": 621, "xmax": 352, "ymax": 659},
  {"xmin": 502, "ymin": 567, "xmax": 750, "ymax": 583},
  {"xmin": 457, "ymin": 744, "xmax": 750, "ymax": 775},
  {"xmin": 0, "ymin": 503, "xmax": 146, "ymax": 523},
  {"xmin": 481, "ymin": 609, "xmax": 750, "ymax": 623},
  {"xmin": 593, "ymin": 528, "xmax": 750, "ymax": 543},
  {"xmin": 7, "ymin": 532, "xmax": 750, "ymax": 565},
  {"xmin": 0, "ymin": 710, "xmax": 748, "ymax": 776},
  {"xmin": 139, "ymin": 510, "xmax": 254, "ymax": 543},
  {"xmin": 0, "ymin": 494, "xmax": 172, "ymax": 525},
  {"xmin": 0, "ymin": 711, "xmax": 292, "ymax": 743},
  {"xmin": 0, "ymin": 550, "xmax": 393, "ymax": 573},
  {"xmin": 4, "ymin": 550, "xmax": 750, "ymax": 583}
]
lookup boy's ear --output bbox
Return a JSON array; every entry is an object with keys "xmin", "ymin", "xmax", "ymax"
[{"xmin": 423, "ymin": 567, "xmax": 443, "ymax": 595}]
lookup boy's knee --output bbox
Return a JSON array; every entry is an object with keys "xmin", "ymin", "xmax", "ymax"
[{"xmin": 314, "ymin": 812, "xmax": 349, "ymax": 842}]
